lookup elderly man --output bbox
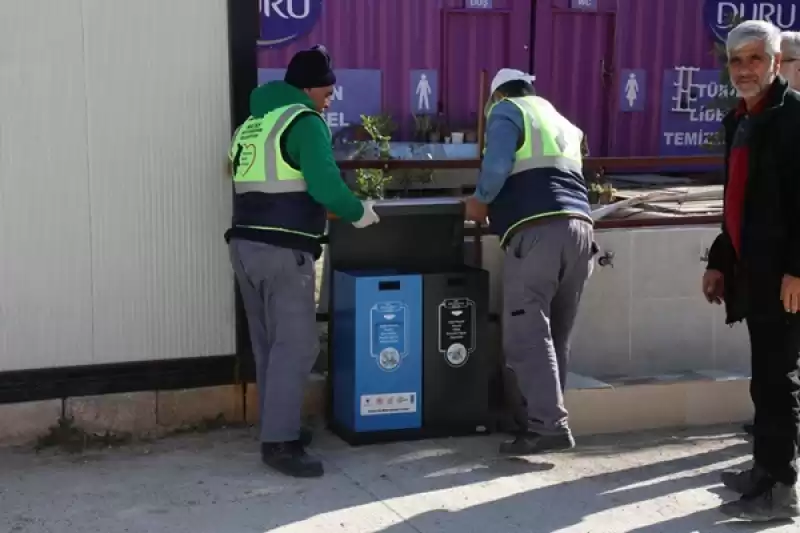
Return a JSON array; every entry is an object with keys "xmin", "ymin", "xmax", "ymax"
[
  {"xmin": 464, "ymin": 69, "xmax": 594, "ymax": 455},
  {"xmin": 781, "ymin": 31, "xmax": 800, "ymax": 89},
  {"xmin": 703, "ymin": 20, "xmax": 800, "ymax": 521},
  {"xmin": 741, "ymin": 30, "xmax": 800, "ymax": 442}
]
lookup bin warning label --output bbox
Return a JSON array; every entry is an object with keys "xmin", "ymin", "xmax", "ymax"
[
  {"xmin": 438, "ymin": 298, "xmax": 476, "ymax": 368},
  {"xmin": 370, "ymin": 301, "xmax": 408, "ymax": 372},
  {"xmin": 360, "ymin": 393, "xmax": 417, "ymax": 416}
]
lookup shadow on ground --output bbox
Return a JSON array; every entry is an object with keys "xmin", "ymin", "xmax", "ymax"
[
  {"xmin": 366, "ymin": 428, "xmax": 783, "ymax": 533},
  {"xmin": 1, "ymin": 425, "xmax": 786, "ymax": 533}
]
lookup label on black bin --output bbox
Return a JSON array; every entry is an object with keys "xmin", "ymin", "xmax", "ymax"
[{"xmin": 438, "ymin": 298, "xmax": 475, "ymax": 368}]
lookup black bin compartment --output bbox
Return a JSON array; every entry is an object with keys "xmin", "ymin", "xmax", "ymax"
[
  {"xmin": 422, "ymin": 267, "xmax": 491, "ymax": 435},
  {"xmin": 328, "ymin": 198, "xmax": 465, "ymax": 272}
]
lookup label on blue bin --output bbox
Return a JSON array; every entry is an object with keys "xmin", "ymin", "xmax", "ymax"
[
  {"xmin": 370, "ymin": 301, "xmax": 408, "ymax": 372},
  {"xmin": 438, "ymin": 298, "xmax": 476, "ymax": 368},
  {"xmin": 360, "ymin": 392, "xmax": 417, "ymax": 416}
]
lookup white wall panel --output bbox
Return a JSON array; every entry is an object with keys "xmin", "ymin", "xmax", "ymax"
[
  {"xmin": 0, "ymin": 0, "xmax": 94, "ymax": 371},
  {"xmin": 0, "ymin": 0, "xmax": 234, "ymax": 371},
  {"xmin": 82, "ymin": 0, "xmax": 233, "ymax": 364}
]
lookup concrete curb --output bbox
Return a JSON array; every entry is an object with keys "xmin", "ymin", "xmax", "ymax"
[{"xmin": 0, "ymin": 371, "xmax": 751, "ymax": 447}]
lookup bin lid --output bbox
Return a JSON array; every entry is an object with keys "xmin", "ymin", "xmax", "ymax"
[
  {"xmin": 372, "ymin": 197, "xmax": 464, "ymax": 217},
  {"xmin": 328, "ymin": 196, "xmax": 465, "ymax": 272}
]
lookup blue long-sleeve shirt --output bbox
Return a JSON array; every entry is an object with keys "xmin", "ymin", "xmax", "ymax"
[{"xmin": 473, "ymin": 100, "xmax": 525, "ymax": 204}]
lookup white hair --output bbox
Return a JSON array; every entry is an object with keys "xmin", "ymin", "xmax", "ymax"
[
  {"xmin": 726, "ymin": 20, "xmax": 782, "ymax": 57},
  {"xmin": 782, "ymin": 31, "xmax": 800, "ymax": 59}
]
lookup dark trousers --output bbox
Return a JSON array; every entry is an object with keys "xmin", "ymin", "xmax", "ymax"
[{"xmin": 749, "ymin": 315, "xmax": 800, "ymax": 485}]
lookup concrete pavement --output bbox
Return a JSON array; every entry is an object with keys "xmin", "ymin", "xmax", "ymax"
[{"xmin": 0, "ymin": 425, "xmax": 795, "ymax": 532}]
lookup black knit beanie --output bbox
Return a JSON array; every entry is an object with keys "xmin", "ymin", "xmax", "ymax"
[{"xmin": 285, "ymin": 45, "xmax": 336, "ymax": 89}]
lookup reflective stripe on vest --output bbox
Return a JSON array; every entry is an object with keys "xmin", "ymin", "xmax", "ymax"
[
  {"xmin": 485, "ymin": 96, "xmax": 584, "ymax": 176},
  {"xmin": 229, "ymin": 104, "xmax": 316, "ymax": 194}
]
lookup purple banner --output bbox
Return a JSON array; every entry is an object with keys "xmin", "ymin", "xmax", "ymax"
[
  {"xmin": 659, "ymin": 67, "xmax": 735, "ymax": 156},
  {"xmin": 257, "ymin": 68, "xmax": 382, "ymax": 131}
]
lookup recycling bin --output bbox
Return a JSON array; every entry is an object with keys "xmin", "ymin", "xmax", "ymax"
[
  {"xmin": 422, "ymin": 267, "xmax": 491, "ymax": 435},
  {"xmin": 330, "ymin": 270, "xmax": 423, "ymax": 445}
]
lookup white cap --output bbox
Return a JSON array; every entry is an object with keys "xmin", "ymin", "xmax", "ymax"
[{"xmin": 490, "ymin": 68, "xmax": 536, "ymax": 95}]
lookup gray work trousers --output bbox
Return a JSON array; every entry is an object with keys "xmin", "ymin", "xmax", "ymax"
[
  {"xmin": 228, "ymin": 240, "xmax": 319, "ymax": 443},
  {"xmin": 502, "ymin": 217, "xmax": 594, "ymax": 435}
]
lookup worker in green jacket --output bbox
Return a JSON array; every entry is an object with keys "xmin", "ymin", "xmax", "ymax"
[{"xmin": 226, "ymin": 46, "xmax": 379, "ymax": 478}]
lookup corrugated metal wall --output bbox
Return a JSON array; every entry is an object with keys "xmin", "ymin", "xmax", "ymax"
[
  {"xmin": 0, "ymin": 0, "xmax": 235, "ymax": 372},
  {"xmin": 258, "ymin": 0, "xmax": 725, "ymax": 156},
  {"xmin": 535, "ymin": 0, "xmax": 720, "ymax": 157},
  {"xmin": 534, "ymin": 1, "xmax": 617, "ymax": 156},
  {"xmin": 257, "ymin": 0, "xmax": 532, "ymax": 134}
]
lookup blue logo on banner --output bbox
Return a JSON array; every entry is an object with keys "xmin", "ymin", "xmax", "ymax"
[
  {"xmin": 259, "ymin": 0, "xmax": 323, "ymax": 47},
  {"xmin": 703, "ymin": 0, "xmax": 799, "ymax": 42}
]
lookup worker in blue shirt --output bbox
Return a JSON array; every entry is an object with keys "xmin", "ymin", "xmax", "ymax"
[{"xmin": 465, "ymin": 68, "xmax": 595, "ymax": 455}]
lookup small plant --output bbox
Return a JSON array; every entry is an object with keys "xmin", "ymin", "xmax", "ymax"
[
  {"xmin": 585, "ymin": 163, "xmax": 616, "ymax": 205},
  {"xmin": 393, "ymin": 145, "xmax": 435, "ymax": 195},
  {"xmin": 351, "ymin": 113, "xmax": 397, "ymax": 199},
  {"xmin": 35, "ymin": 416, "xmax": 132, "ymax": 453},
  {"xmin": 413, "ymin": 114, "xmax": 434, "ymax": 141}
]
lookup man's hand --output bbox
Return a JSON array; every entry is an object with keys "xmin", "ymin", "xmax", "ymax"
[
  {"xmin": 352, "ymin": 200, "xmax": 380, "ymax": 229},
  {"xmin": 702, "ymin": 269, "xmax": 725, "ymax": 304},
  {"xmin": 464, "ymin": 197, "xmax": 488, "ymax": 224},
  {"xmin": 781, "ymin": 275, "xmax": 800, "ymax": 313}
]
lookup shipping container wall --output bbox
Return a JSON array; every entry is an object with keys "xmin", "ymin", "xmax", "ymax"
[
  {"xmin": 257, "ymin": 0, "xmax": 532, "ymax": 135},
  {"xmin": 535, "ymin": 0, "xmax": 722, "ymax": 158},
  {"xmin": 0, "ymin": 0, "xmax": 235, "ymax": 372}
]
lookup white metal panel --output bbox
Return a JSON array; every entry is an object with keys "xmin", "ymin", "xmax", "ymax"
[
  {"xmin": 0, "ymin": 0, "xmax": 95, "ymax": 371},
  {"xmin": 0, "ymin": 0, "xmax": 234, "ymax": 372},
  {"xmin": 81, "ymin": 0, "xmax": 234, "ymax": 364}
]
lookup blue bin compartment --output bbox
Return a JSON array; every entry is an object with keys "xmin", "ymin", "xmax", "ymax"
[{"xmin": 330, "ymin": 270, "xmax": 423, "ymax": 443}]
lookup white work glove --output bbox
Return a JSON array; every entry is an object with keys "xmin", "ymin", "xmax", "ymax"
[{"xmin": 352, "ymin": 200, "xmax": 380, "ymax": 228}]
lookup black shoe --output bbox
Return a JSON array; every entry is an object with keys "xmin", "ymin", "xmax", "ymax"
[
  {"xmin": 721, "ymin": 465, "xmax": 770, "ymax": 495},
  {"xmin": 499, "ymin": 432, "xmax": 575, "ymax": 455},
  {"xmin": 719, "ymin": 482, "xmax": 800, "ymax": 522},
  {"xmin": 261, "ymin": 441, "xmax": 324, "ymax": 478},
  {"xmin": 299, "ymin": 427, "xmax": 313, "ymax": 447}
]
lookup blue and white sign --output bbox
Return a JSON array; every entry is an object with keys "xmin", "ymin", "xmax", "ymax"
[
  {"xmin": 659, "ymin": 66, "xmax": 735, "ymax": 156},
  {"xmin": 370, "ymin": 302, "xmax": 408, "ymax": 372},
  {"xmin": 410, "ymin": 70, "xmax": 437, "ymax": 115},
  {"xmin": 258, "ymin": 0, "xmax": 323, "ymax": 48},
  {"xmin": 570, "ymin": 0, "xmax": 598, "ymax": 10},
  {"xmin": 619, "ymin": 69, "xmax": 646, "ymax": 112},
  {"xmin": 465, "ymin": 0, "xmax": 493, "ymax": 8},
  {"xmin": 703, "ymin": 0, "xmax": 799, "ymax": 42},
  {"xmin": 257, "ymin": 68, "xmax": 382, "ymax": 131}
]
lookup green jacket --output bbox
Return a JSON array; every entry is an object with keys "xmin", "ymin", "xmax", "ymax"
[{"xmin": 249, "ymin": 81, "xmax": 364, "ymax": 222}]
